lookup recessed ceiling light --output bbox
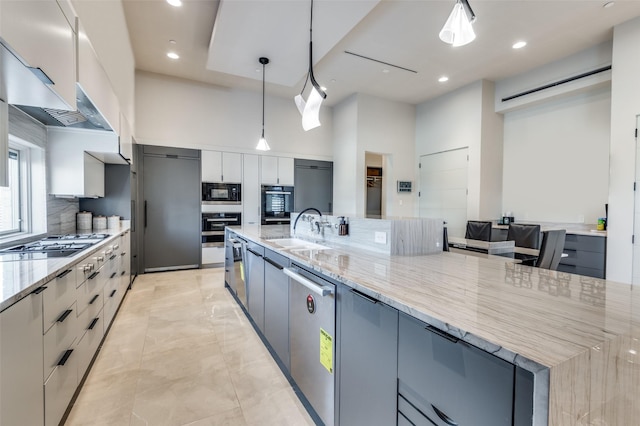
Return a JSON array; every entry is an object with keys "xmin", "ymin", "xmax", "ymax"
[
  {"xmin": 382, "ymin": 69, "xmax": 390, "ymax": 74},
  {"xmin": 167, "ymin": 0, "xmax": 182, "ymax": 6},
  {"xmin": 512, "ymin": 41, "xmax": 527, "ymax": 49},
  {"xmin": 603, "ymin": 1, "xmax": 615, "ymax": 8},
  {"xmin": 438, "ymin": 76, "xmax": 449, "ymax": 83},
  {"xmin": 169, "ymin": 39, "xmax": 177, "ymax": 44},
  {"xmin": 167, "ymin": 52, "xmax": 179, "ymax": 59}
]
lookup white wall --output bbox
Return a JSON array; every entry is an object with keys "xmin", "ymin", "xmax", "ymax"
[
  {"xmin": 333, "ymin": 95, "xmax": 359, "ymax": 215},
  {"xmin": 502, "ymin": 86, "xmax": 611, "ymax": 224},
  {"xmin": 71, "ymin": 0, "xmax": 135, "ymax": 126},
  {"xmin": 332, "ymin": 93, "xmax": 416, "ymax": 217},
  {"xmin": 135, "ymin": 71, "xmax": 333, "ymax": 160},
  {"xmin": 416, "ymin": 81, "xmax": 485, "ymax": 219},
  {"xmin": 608, "ymin": 17, "xmax": 640, "ymax": 284},
  {"xmin": 479, "ymin": 80, "xmax": 504, "ymax": 219}
]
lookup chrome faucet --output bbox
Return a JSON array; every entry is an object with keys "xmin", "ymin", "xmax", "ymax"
[{"xmin": 293, "ymin": 207, "xmax": 322, "ymax": 235}]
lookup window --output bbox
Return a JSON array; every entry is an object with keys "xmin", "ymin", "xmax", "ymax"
[{"xmin": 0, "ymin": 148, "xmax": 21, "ymax": 235}]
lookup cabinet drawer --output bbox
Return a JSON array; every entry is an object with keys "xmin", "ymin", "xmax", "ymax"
[
  {"xmin": 76, "ymin": 259, "xmax": 99, "ymax": 288},
  {"xmin": 76, "ymin": 270, "xmax": 106, "ymax": 316},
  {"xmin": 77, "ymin": 302, "xmax": 103, "ymax": 337},
  {"xmin": 44, "ymin": 347, "xmax": 78, "ymax": 426},
  {"xmin": 398, "ymin": 393, "xmax": 440, "ymax": 426},
  {"xmin": 557, "ymin": 264, "xmax": 605, "ymax": 279},
  {"xmin": 563, "ymin": 234, "xmax": 606, "ymax": 253},
  {"xmin": 103, "ymin": 283, "xmax": 120, "ymax": 332},
  {"xmin": 559, "ymin": 248, "xmax": 605, "ymax": 269},
  {"xmin": 398, "ymin": 313, "xmax": 514, "ymax": 426},
  {"xmin": 44, "ymin": 302, "xmax": 77, "ymax": 381},
  {"xmin": 76, "ymin": 314, "xmax": 104, "ymax": 382},
  {"xmin": 43, "ymin": 267, "xmax": 76, "ymax": 333}
]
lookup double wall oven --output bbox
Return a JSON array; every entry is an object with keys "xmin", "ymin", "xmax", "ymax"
[
  {"xmin": 261, "ymin": 185, "xmax": 294, "ymax": 225},
  {"xmin": 202, "ymin": 212, "xmax": 242, "ymax": 248}
]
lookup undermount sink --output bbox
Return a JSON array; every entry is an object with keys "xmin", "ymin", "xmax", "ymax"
[{"xmin": 269, "ymin": 238, "xmax": 331, "ymax": 251}]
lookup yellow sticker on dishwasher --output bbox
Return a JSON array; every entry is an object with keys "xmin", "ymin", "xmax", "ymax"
[
  {"xmin": 240, "ymin": 262, "xmax": 245, "ymax": 281},
  {"xmin": 320, "ymin": 328, "xmax": 333, "ymax": 374}
]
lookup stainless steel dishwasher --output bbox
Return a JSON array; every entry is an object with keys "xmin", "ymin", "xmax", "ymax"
[{"xmin": 284, "ymin": 264, "xmax": 336, "ymax": 426}]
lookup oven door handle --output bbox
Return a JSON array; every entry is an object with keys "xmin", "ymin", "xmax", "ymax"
[
  {"xmin": 206, "ymin": 218, "xmax": 238, "ymax": 222},
  {"xmin": 264, "ymin": 191, "xmax": 292, "ymax": 195}
]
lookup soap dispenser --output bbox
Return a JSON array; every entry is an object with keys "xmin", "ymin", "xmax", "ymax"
[{"xmin": 338, "ymin": 217, "xmax": 349, "ymax": 236}]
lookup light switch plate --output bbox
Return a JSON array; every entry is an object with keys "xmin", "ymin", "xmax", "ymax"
[{"xmin": 375, "ymin": 231, "xmax": 387, "ymax": 244}]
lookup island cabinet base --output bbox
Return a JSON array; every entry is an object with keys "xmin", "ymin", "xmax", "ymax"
[
  {"xmin": 397, "ymin": 313, "xmax": 535, "ymax": 426},
  {"xmin": 338, "ymin": 286, "xmax": 398, "ymax": 426}
]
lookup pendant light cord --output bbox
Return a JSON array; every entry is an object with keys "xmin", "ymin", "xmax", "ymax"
[{"xmin": 262, "ymin": 61, "xmax": 265, "ymax": 138}]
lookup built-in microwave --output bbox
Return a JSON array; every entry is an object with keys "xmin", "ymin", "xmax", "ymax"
[{"xmin": 202, "ymin": 182, "xmax": 241, "ymax": 204}]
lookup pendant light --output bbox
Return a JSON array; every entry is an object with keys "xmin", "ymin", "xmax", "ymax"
[
  {"xmin": 294, "ymin": 0, "xmax": 326, "ymax": 131},
  {"xmin": 439, "ymin": 0, "xmax": 476, "ymax": 47},
  {"xmin": 256, "ymin": 57, "xmax": 271, "ymax": 151}
]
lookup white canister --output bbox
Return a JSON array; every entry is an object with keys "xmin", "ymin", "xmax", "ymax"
[
  {"xmin": 107, "ymin": 215, "xmax": 120, "ymax": 229},
  {"xmin": 92, "ymin": 215, "xmax": 107, "ymax": 230},
  {"xmin": 77, "ymin": 211, "xmax": 92, "ymax": 230}
]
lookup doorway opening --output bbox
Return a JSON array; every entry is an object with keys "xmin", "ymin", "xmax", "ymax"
[{"xmin": 365, "ymin": 152, "xmax": 384, "ymax": 218}]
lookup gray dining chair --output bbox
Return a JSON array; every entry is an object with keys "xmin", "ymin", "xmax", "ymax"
[
  {"xmin": 535, "ymin": 230, "xmax": 566, "ymax": 270},
  {"xmin": 465, "ymin": 220, "xmax": 492, "ymax": 241},
  {"xmin": 507, "ymin": 224, "xmax": 541, "ymax": 249}
]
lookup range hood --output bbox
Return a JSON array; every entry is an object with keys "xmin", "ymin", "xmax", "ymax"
[{"xmin": 15, "ymin": 85, "xmax": 112, "ymax": 131}]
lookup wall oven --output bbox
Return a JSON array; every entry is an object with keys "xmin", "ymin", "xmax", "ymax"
[
  {"xmin": 202, "ymin": 212, "xmax": 242, "ymax": 247},
  {"xmin": 261, "ymin": 185, "xmax": 294, "ymax": 225},
  {"xmin": 202, "ymin": 182, "xmax": 241, "ymax": 204}
]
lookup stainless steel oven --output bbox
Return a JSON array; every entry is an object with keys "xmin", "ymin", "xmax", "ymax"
[
  {"xmin": 261, "ymin": 185, "xmax": 294, "ymax": 225},
  {"xmin": 202, "ymin": 182, "xmax": 241, "ymax": 204},
  {"xmin": 202, "ymin": 212, "xmax": 242, "ymax": 247}
]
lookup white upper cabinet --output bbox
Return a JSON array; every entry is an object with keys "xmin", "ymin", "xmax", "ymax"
[
  {"xmin": 0, "ymin": 0, "xmax": 76, "ymax": 110},
  {"xmin": 47, "ymin": 127, "xmax": 117, "ymax": 197},
  {"xmin": 0, "ymin": 100, "xmax": 7, "ymax": 187},
  {"xmin": 202, "ymin": 150, "xmax": 242, "ymax": 183},
  {"xmin": 261, "ymin": 156, "xmax": 294, "ymax": 186},
  {"xmin": 76, "ymin": 20, "xmax": 120, "ymax": 133},
  {"xmin": 243, "ymin": 154, "xmax": 261, "ymax": 225}
]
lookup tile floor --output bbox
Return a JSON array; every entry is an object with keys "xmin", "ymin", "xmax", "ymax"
[{"xmin": 65, "ymin": 268, "xmax": 315, "ymax": 426}]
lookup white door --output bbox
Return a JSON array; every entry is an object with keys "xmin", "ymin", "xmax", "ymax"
[
  {"xmin": 419, "ymin": 148, "xmax": 468, "ymax": 238},
  {"xmin": 633, "ymin": 116, "xmax": 640, "ymax": 284}
]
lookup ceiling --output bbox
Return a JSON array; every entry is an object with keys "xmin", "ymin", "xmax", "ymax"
[{"xmin": 122, "ymin": 0, "xmax": 640, "ymax": 107}]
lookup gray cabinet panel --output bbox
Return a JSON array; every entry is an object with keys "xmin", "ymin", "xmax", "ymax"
[
  {"xmin": 263, "ymin": 249, "xmax": 290, "ymax": 370},
  {"xmin": 559, "ymin": 234, "xmax": 606, "ymax": 278},
  {"xmin": 563, "ymin": 234, "xmax": 606, "ymax": 252},
  {"xmin": 142, "ymin": 151, "xmax": 201, "ymax": 271},
  {"xmin": 398, "ymin": 313, "xmax": 514, "ymax": 426},
  {"xmin": 294, "ymin": 159, "xmax": 333, "ymax": 214},
  {"xmin": 246, "ymin": 242, "xmax": 265, "ymax": 332},
  {"xmin": 339, "ymin": 287, "xmax": 398, "ymax": 426}
]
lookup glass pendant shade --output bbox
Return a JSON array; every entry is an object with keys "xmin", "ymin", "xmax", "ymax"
[
  {"xmin": 256, "ymin": 134, "xmax": 270, "ymax": 151},
  {"xmin": 294, "ymin": 86, "xmax": 323, "ymax": 131},
  {"xmin": 439, "ymin": 2, "xmax": 476, "ymax": 47}
]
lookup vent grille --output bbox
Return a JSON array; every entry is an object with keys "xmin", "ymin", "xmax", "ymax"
[{"xmin": 43, "ymin": 108, "xmax": 88, "ymax": 126}]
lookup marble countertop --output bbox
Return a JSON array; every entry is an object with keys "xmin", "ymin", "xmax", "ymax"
[
  {"xmin": 492, "ymin": 221, "xmax": 607, "ymax": 237},
  {"xmin": 234, "ymin": 225, "xmax": 631, "ymax": 371},
  {"xmin": 0, "ymin": 225, "xmax": 131, "ymax": 312}
]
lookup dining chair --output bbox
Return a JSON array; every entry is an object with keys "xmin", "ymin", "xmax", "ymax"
[
  {"xmin": 535, "ymin": 230, "xmax": 566, "ymax": 270},
  {"xmin": 507, "ymin": 224, "xmax": 541, "ymax": 249},
  {"xmin": 465, "ymin": 221, "xmax": 492, "ymax": 241}
]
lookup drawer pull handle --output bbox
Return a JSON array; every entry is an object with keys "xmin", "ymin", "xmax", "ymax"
[
  {"xmin": 121, "ymin": 252, "xmax": 126, "ymax": 256},
  {"xmin": 89, "ymin": 294, "xmax": 99, "ymax": 305},
  {"xmin": 88, "ymin": 271, "xmax": 100, "ymax": 280},
  {"xmin": 56, "ymin": 269, "xmax": 72, "ymax": 279},
  {"xmin": 351, "ymin": 288, "xmax": 378, "ymax": 304},
  {"xmin": 432, "ymin": 405, "xmax": 458, "ymax": 426},
  {"xmin": 113, "ymin": 244, "xmax": 119, "ymax": 250},
  {"xmin": 110, "ymin": 272, "xmax": 117, "ymax": 279},
  {"xmin": 57, "ymin": 349, "xmax": 74, "ymax": 366},
  {"xmin": 425, "ymin": 325, "xmax": 459, "ymax": 343},
  {"xmin": 110, "ymin": 289, "xmax": 117, "ymax": 298},
  {"xmin": 264, "ymin": 257, "xmax": 284, "ymax": 270},
  {"xmin": 110, "ymin": 255, "xmax": 117, "ymax": 261},
  {"xmin": 121, "ymin": 271, "xmax": 126, "ymax": 276},
  {"xmin": 57, "ymin": 309, "xmax": 73, "ymax": 323},
  {"xmin": 31, "ymin": 286, "xmax": 47, "ymax": 295},
  {"xmin": 88, "ymin": 317, "xmax": 99, "ymax": 330}
]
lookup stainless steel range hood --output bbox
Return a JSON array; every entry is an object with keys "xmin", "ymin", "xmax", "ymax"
[{"xmin": 15, "ymin": 85, "xmax": 112, "ymax": 131}]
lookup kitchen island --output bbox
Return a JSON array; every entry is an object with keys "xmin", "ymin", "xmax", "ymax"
[{"xmin": 230, "ymin": 224, "xmax": 638, "ymax": 426}]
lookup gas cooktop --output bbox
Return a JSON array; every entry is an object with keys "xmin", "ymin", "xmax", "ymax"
[{"xmin": 0, "ymin": 233, "xmax": 109, "ymax": 261}]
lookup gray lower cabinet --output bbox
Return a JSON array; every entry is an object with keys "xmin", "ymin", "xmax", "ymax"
[
  {"xmin": 398, "ymin": 312, "xmax": 521, "ymax": 426},
  {"xmin": 557, "ymin": 234, "xmax": 606, "ymax": 278},
  {"xmin": 246, "ymin": 242, "xmax": 265, "ymax": 332},
  {"xmin": 339, "ymin": 286, "xmax": 398, "ymax": 426},
  {"xmin": 263, "ymin": 249, "xmax": 290, "ymax": 371}
]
